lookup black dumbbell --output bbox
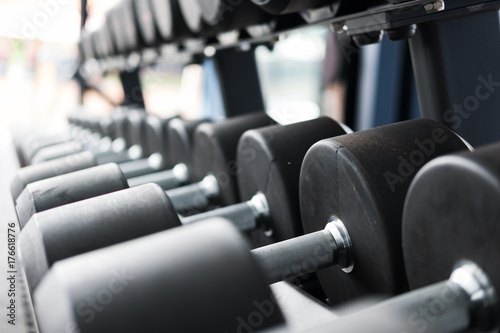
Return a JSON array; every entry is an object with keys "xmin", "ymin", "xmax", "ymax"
[
  {"xmin": 34, "ymin": 165, "xmax": 500, "ymax": 333},
  {"xmin": 17, "ymin": 110, "xmax": 129, "ymax": 166},
  {"xmin": 250, "ymin": 0, "xmax": 335, "ymax": 14},
  {"xmin": 17, "ymin": 116, "xmax": 339, "ymax": 293},
  {"xmin": 164, "ymin": 111, "xmax": 276, "ymax": 214},
  {"xmin": 34, "ymin": 218, "xmax": 286, "ymax": 333},
  {"xmin": 299, "ymin": 119, "xmax": 472, "ymax": 305},
  {"xmin": 132, "ymin": 0, "xmax": 157, "ymax": 47},
  {"xmin": 14, "ymin": 112, "xmax": 271, "ymax": 227},
  {"xmin": 267, "ymin": 142, "xmax": 500, "ymax": 332},
  {"xmin": 265, "ymin": 262, "xmax": 497, "ymax": 333},
  {"xmin": 30, "ymin": 110, "xmax": 150, "ymax": 166},
  {"xmin": 91, "ymin": 22, "xmax": 115, "ymax": 59},
  {"xmin": 175, "ymin": 117, "xmax": 347, "ymax": 229},
  {"xmin": 149, "ymin": 0, "xmax": 196, "ymax": 42},
  {"xmin": 11, "ymin": 113, "xmax": 203, "ymax": 201},
  {"xmin": 19, "ymin": 119, "xmax": 468, "ymax": 296},
  {"xmin": 195, "ymin": 0, "xmax": 271, "ymax": 32},
  {"xmin": 34, "ymin": 141, "xmax": 500, "ymax": 333},
  {"xmin": 111, "ymin": 0, "xmax": 139, "ymax": 53},
  {"xmin": 178, "ymin": 0, "xmax": 220, "ymax": 37}
]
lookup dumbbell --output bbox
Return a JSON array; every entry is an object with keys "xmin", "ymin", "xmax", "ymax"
[
  {"xmin": 14, "ymin": 115, "xmax": 323, "ymax": 230},
  {"xmin": 14, "ymin": 112, "xmax": 272, "ymax": 227},
  {"xmin": 17, "ymin": 110, "xmax": 130, "ymax": 167},
  {"xmin": 195, "ymin": 0, "xmax": 271, "ymax": 32},
  {"xmin": 264, "ymin": 263, "xmax": 497, "ymax": 333},
  {"xmin": 33, "ymin": 141, "xmax": 500, "ymax": 333},
  {"xmin": 108, "ymin": 0, "xmax": 139, "ymax": 53},
  {"xmin": 30, "ymin": 110, "xmax": 151, "ymax": 166},
  {"xmin": 10, "ymin": 115, "xmax": 208, "ymax": 201},
  {"xmin": 19, "ymin": 119, "xmax": 468, "ymax": 296},
  {"xmin": 17, "ymin": 116, "xmax": 340, "ymax": 293},
  {"xmin": 131, "ymin": 0, "xmax": 157, "ymax": 47},
  {"xmin": 33, "ymin": 218, "xmax": 286, "ymax": 333},
  {"xmin": 250, "ymin": 0, "xmax": 335, "ymax": 14},
  {"xmin": 266, "ymin": 142, "xmax": 500, "ymax": 332},
  {"xmin": 163, "ymin": 111, "xmax": 277, "ymax": 214},
  {"xmin": 33, "ymin": 182, "xmax": 500, "ymax": 333},
  {"xmin": 149, "ymin": 0, "xmax": 197, "ymax": 42}
]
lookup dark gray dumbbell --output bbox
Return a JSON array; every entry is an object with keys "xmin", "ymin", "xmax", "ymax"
[
  {"xmin": 265, "ymin": 262, "xmax": 497, "ymax": 333},
  {"xmin": 19, "ymin": 110, "xmax": 129, "ymax": 166},
  {"xmin": 166, "ymin": 111, "xmax": 274, "ymax": 214},
  {"xmin": 299, "ymin": 118, "xmax": 472, "ymax": 305},
  {"xmin": 10, "ymin": 116, "xmax": 209, "ymax": 201},
  {"xmin": 30, "ymin": 110, "xmax": 151, "ymax": 167},
  {"xmin": 195, "ymin": 0, "xmax": 271, "ymax": 32},
  {"xmin": 150, "ymin": 0, "xmax": 195, "ymax": 42},
  {"xmin": 19, "ymin": 118, "xmax": 467, "ymax": 298},
  {"xmin": 33, "ymin": 215, "xmax": 499, "ymax": 333},
  {"xmin": 177, "ymin": 116, "xmax": 348, "ymax": 236},
  {"xmin": 250, "ymin": 0, "xmax": 335, "ymax": 14},
  {"xmin": 33, "ymin": 219, "xmax": 286, "ymax": 333},
  {"xmin": 402, "ymin": 141, "xmax": 500, "ymax": 313},
  {"xmin": 34, "ymin": 141, "xmax": 500, "ymax": 333},
  {"xmin": 17, "ymin": 116, "xmax": 341, "ymax": 293},
  {"xmin": 13, "ymin": 113, "xmax": 270, "ymax": 225},
  {"xmin": 15, "ymin": 115, "xmax": 332, "ymax": 230}
]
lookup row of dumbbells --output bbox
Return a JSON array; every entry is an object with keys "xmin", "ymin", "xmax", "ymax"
[
  {"xmin": 82, "ymin": 0, "xmax": 412, "ymax": 63},
  {"xmin": 11, "ymin": 110, "xmax": 500, "ymax": 332}
]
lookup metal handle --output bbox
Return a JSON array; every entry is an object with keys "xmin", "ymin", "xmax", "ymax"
[
  {"xmin": 251, "ymin": 218, "xmax": 353, "ymax": 284},
  {"xmin": 262, "ymin": 262, "xmax": 498, "ymax": 333},
  {"xmin": 119, "ymin": 153, "xmax": 164, "ymax": 178},
  {"xmin": 127, "ymin": 163, "xmax": 189, "ymax": 190},
  {"xmin": 166, "ymin": 175, "xmax": 220, "ymax": 212},
  {"xmin": 179, "ymin": 192, "xmax": 270, "ymax": 231},
  {"xmin": 181, "ymin": 201, "xmax": 258, "ymax": 230}
]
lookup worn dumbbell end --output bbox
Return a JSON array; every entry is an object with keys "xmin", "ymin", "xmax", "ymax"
[
  {"xmin": 19, "ymin": 184, "xmax": 181, "ymax": 294},
  {"xmin": 10, "ymin": 151, "xmax": 98, "ymax": 201},
  {"xmin": 403, "ymin": 141, "xmax": 500, "ymax": 323},
  {"xmin": 15, "ymin": 163, "xmax": 129, "ymax": 229},
  {"xmin": 300, "ymin": 119, "xmax": 471, "ymax": 305},
  {"xmin": 34, "ymin": 219, "xmax": 285, "ymax": 333}
]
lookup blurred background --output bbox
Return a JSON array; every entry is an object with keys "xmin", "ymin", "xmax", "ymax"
[{"xmin": 0, "ymin": 0, "xmax": 338, "ymax": 131}]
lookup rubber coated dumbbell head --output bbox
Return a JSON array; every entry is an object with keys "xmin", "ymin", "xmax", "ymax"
[
  {"xmin": 250, "ymin": 0, "xmax": 336, "ymax": 14},
  {"xmin": 403, "ymin": 141, "xmax": 500, "ymax": 322},
  {"xmin": 19, "ymin": 184, "xmax": 181, "ymax": 294},
  {"xmin": 300, "ymin": 119, "xmax": 471, "ymax": 305},
  {"xmin": 150, "ymin": 0, "xmax": 194, "ymax": 41},
  {"xmin": 191, "ymin": 112, "xmax": 274, "ymax": 207},
  {"xmin": 15, "ymin": 163, "xmax": 129, "ymax": 229},
  {"xmin": 237, "ymin": 116, "xmax": 348, "ymax": 246},
  {"xmin": 10, "ymin": 151, "xmax": 97, "ymax": 201},
  {"xmin": 30, "ymin": 141, "xmax": 85, "ymax": 164},
  {"xmin": 197, "ymin": 0, "xmax": 271, "ymax": 32},
  {"xmin": 34, "ymin": 218, "xmax": 284, "ymax": 333},
  {"xmin": 166, "ymin": 117, "xmax": 212, "ymax": 181}
]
